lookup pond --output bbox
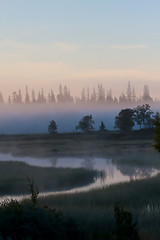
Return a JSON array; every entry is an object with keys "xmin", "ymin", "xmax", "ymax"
[{"xmin": 0, "ymin": 153, "xmax": 159, "ymax": 202}]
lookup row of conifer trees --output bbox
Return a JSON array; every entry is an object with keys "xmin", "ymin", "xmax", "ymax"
[{"xmin": 0, "ymin": 82, "xmax": 153, "ymax": 104}]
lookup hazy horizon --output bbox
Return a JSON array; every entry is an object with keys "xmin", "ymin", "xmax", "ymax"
[{"xmin": 0, "ymin": 1, "xmax": 160, "ymax": 98}]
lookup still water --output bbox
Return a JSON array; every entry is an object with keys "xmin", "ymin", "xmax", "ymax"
[{"xmin": 0, "ymin": 153, "xmax": 158, "ymax": 201}]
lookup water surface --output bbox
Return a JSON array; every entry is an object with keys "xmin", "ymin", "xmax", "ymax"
[{"xmin": 0, "ymin": 153, "xmax": 158, "ymax": 202}]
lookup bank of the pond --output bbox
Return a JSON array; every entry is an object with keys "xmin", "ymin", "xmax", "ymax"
[
  {"xmin": 0, "ymin": 161, "xmax": 99, "ymax": 196},
  {"xmin": 38, "ymin": 173, "xmax": 160, "ymax": 240}
]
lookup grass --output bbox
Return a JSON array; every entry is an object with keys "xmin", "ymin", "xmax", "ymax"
[
  {"xmin": 0, "ymin": 161, "xmax": 99, "ymax": 196},
  {"xmin": 38, "ymin": 173, "xmax": 160, "ymax": 239},
  {"xmin": 0, "ymin": 129, "xmax": 155, "ymax": 159}
]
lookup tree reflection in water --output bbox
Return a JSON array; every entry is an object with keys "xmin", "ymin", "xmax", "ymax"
[
  {"xmin": 105, "ymin": 158, "xmax": 114, "ymax": 179},
  {"xmin": 81, "ymin": 157, "xmax": 95, "ymax": 170},
  {"xmin": 117, "ymin": 165, "xmax": 155, "ymax": 180},
  {"xmin": 49, "ymin": 157, "xmax": 58, "ymax": 167}
]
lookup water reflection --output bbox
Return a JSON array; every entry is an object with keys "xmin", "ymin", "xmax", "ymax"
[
  {"xmin": 117, "ymin": 165, "xmax": 156, "ymax": 180},
  {"xmin": 50, "ymin": 157, "xmax": 58, "ymax": 167},
  {"xmin": 0, "ymin": 153, "xmax": 158, "ymax": 194},
  {"xmin": 81, "ymin": 157, "xmax": 95, "ymax": 170}
]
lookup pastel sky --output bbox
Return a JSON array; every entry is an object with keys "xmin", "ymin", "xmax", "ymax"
[{"xmin": 0, "ymin": 0, "xmax": 160, "ymax": 98}]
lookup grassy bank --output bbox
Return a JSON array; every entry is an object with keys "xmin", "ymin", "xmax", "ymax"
[
  {"xmin": 38, "ymin": 173, "xmax": 160, "ymax": 240},
  {"xmin": 0, "ymin": 129, "xmax": 155, "ymax": 159},
  {"xmin": 0, "ymin": 162, "xmax": 99, "ymax": 196}
]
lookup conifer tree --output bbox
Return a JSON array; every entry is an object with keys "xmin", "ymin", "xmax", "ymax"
[
  {"xmin": 99, "ymin": 121, "xmax": 106, "ymax": 132},
  {"xmin": 31, "ymin": 89, "xmax": 36, "ymax": 103},
  {"xmin": 25, "ymin": 86, "xmax": 30, "ymax": 103},
  {"xmin": 143, "ymin": 85, "xmax": 152, "ymax": 102},
  {"xmin": 90, "ymin": 87, "xmax": 96, "ymax": 103},
  {"xmin": 127, "ymin": 81, "xmax": 132, "ymax": 102},
  {"xmin": 48, "ymin": 120, "xmax": 58, "ymax": 134}
]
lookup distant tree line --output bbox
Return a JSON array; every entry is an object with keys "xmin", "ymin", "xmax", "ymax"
[
  {"xmin": 48, "ymin": 115, "xmax": 107, "ymax": 134},
  {"xmin": 0, "ymin": 82, "xmax": 156, "ymax": 105},
  {"xmin": 48, "ymin": 104, "xmax": 155, "ymax": 134},
  {"xmin": 114, "ymin": 104, "xmax": 154, "ymax": 133}
]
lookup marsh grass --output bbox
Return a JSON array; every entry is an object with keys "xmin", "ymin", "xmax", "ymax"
[
  {"xmin": 38, "ymin": 173, "xmax": 160, "ymax": 239},
  {"xmin": 0, "ymin": 130, "xmax": 155, "ymax": 159},
  {"xmin": 0, "ymin": 161, "xmax": 99, "ymax": 195}
]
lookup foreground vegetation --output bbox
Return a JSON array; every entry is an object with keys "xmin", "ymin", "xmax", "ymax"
[
  {"xmin": 0, "ymin": 130, "xmax": 159, "ymax": 239},
  {"xmin": 0, "ymin": 199, "xmax": 86, "ymax": 240},
  {"xmin": 38, "ymin": 173, "xmax": 160, "ymax": 240},
  {"xmin": 0, "ymin": 162, "xmax": 99, "ymax": 196}
]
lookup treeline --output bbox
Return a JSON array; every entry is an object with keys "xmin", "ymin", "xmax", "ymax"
[
  {"xmin": 0, "ymin": 82, "xmax": 155, "ymax": 105},
  {"xmin": 48, "ymin": 104, "xmax": 155, "ymax": 134}
]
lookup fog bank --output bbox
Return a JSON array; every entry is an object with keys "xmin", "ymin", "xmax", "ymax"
[{"xmin": 0, "ymin": 103, "xmax": 159, "ymax": 134}]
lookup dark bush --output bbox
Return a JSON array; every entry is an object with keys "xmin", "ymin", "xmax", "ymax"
[{"xmin": 0, "ymin": 200, "xmax": 86, "ymax": 240}]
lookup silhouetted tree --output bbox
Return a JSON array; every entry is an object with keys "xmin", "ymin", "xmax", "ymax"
[
  {"xmin": 134, "ymin": 104, "xmax": 153, "ymax": 129},
  {"xmin": 25, "ymin": 86, "xmax": 30, "ymax": 103},
  {"xmin": 63, "ymin": 85, "xmax": 73, "ymax": 102},
  {"xmin": 48, "ymin": 120, "xmax": 58, "ymax": 134},
  {"xmin": 57, "ymin": 84, "xmax": 63, "ymax": 103},
  {"xmin": 76, "ymin": 115, "xmax": 95, "ymax": 132},
  {"xmin": 127, "ymin": 81, "xmax": 132, "ymax": 102},
  {"xmin": 106, "ymin": 89, "xmax": 113, "ymax": 103},
  {"xmin": 132, "ymin": 87, "xmax": 136, "ymax": 102},
  {"xmin": 99, "ymin": 121, "xmax": 106, "ymax": 132},
  {"xmin": 48, "ymin": 90, "xmax": 56, "ymax": 104},
  {"xmin": 143, "ymin": 85, "xmax": 152, "ymax": 102},
  {"xmin": 114, "ymin": 203, "xmax": 139, "ymax": 240},
  {"xmin": 31, "ymin": 89, "xmax": 36, "ymax": 103},
  {"xmin": 115, "ymin": 109, "xmax": 135, "ymax": 133},
  {"xmin": 97, "ymin": 83, "xmax": 105, "ymax": 103},
  {"xmin": 87, "ymin": 87, "xmax": 90, "ymax": 103},
  {"xmin": 153, "ymin": 112, "xmax": 160, "ymax": 152},
  {"xmin": 18, "ymin": 89, "xmax": 23, "ymax": 103},
  {"xmin": 90, "ymin": 87, "xmax": 97, "ymax": 103},
  {"xmin": 81, "ymin": 88, "xmax": 86, "ymax": 102}
]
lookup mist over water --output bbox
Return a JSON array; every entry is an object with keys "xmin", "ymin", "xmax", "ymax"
[{"xmin": 0, "ymin": 104, "xmax": 118, "ymax": 134}]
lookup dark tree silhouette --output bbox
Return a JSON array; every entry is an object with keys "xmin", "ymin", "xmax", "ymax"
[
  {"xmin": 134, "ymin": 104, "xmax": 153, "ymax": 129},
  {"xmin": 115, "ymin": 109, "xmax": 135, "ymax": 133},
  {"xmin": 114, "ymin": 203, "xmax": 139, "ymax": 240},
  {"xmin": 76, "ymin": 115, "xmax": 95, "ymax": 132},
  {"xmin": 48, "ymin": 120, "xmax": 57, "ymax": 134},
  {"xmin": 153, "ymin": 112, "xmax": 160, "ymax": 152},
  {"xmin": 99, "ymin": 121, "xmax": 106, "ymax": 132}
]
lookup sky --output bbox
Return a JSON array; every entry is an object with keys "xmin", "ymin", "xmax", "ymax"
[{"xmin": 0, "ymin": 0, "xmax": 160, "ymax": 98}]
